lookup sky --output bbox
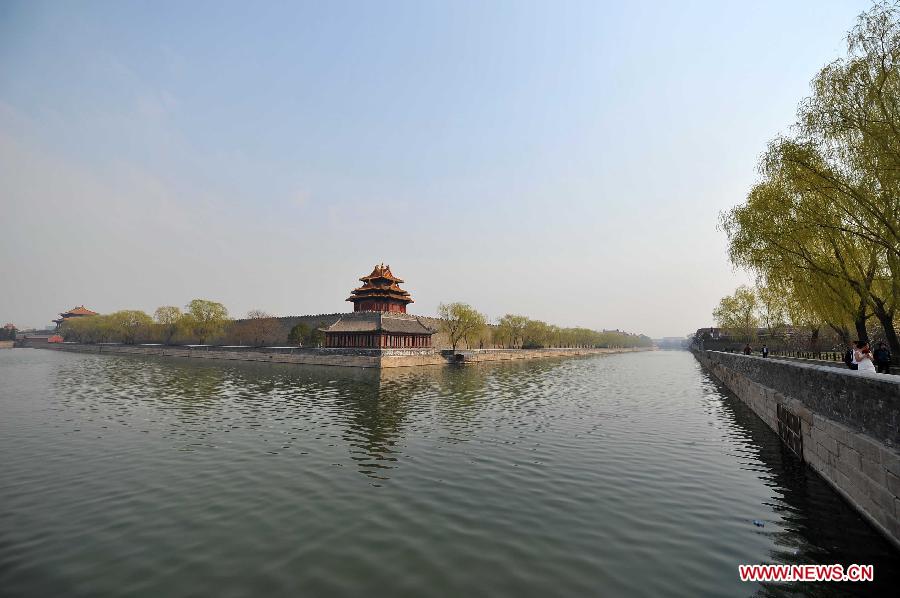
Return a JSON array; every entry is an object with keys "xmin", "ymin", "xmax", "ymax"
[{"xmin": 0, "ymin": 0, "xmax": 872, "ymax": 337}]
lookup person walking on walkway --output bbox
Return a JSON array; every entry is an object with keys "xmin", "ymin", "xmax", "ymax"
[
  {"xmin": 743, "ymin": 344, "xmax": 752, "ymax": 355},
  {"xmin": 874, "ymin": 342, "xmax": 892, "ymax": 374},
  {"xmin": 761, "ymin": 345, "xmax": 769, "ymax": 358}
]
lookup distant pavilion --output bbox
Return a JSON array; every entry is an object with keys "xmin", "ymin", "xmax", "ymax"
[
  {"xmin": 323, "ymin": 264, "xmax": 436, "ymax": 349},
  {"xmin": 53, "ymin": 305, "xmax": 98, "ymax": 330}
]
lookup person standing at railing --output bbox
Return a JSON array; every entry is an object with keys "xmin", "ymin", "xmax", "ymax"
[
  {"xmin": 873, "ymin": 342, "xmax": 892, "ymax": 374},
  {"xmin": 844, "ymin": 343, "xmax": 858, "ymax": 371}
]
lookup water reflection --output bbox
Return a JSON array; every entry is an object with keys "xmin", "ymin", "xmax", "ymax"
[
  {"xmin": 335, "ymin": 370, "xmax": 424, "ymax": 480},
  {"xmin": 52, "ymin": 354, "xmax": 588, "ymax": 484},
  {"xmin": 2, "ymin": 349, "xmax": 892, "ymax": 597}
]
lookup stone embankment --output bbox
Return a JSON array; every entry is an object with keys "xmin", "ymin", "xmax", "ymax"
[
  {"xmin": 16, "ymin": 339, "xmax": 646, "ymax": 369},
  {"xmin": 0, "ymin": 340, "xmax": 13, "ymax": 349},
  {"xmin": 694, "ymin": 349, "xmax": 900, "ymax": 548}
]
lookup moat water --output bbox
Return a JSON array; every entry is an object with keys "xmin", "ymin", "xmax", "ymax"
[{"xmin": 1, "ymin": 349, "xmax": 897, "ymax": 597}]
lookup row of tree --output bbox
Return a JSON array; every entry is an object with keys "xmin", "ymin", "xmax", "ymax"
[
  {"xmin": 57, "ymin": 299, "xmax": 651, "ymax": 350},
  {"xmin": 60, "ymin": 300, "xmax": 232, "ymax": 345},
  {"xmin": 438, "ymin": 302, "xmax": 652, "ymax": 351},
  {"xmin": 712, "ymin": 284, "xmax": 847, "ymax": 347},
  {"xmin": 60, "ymin": 301, "xmax": 326, "ymax": 346},
  {"xmin": 0, "ymin": 325, "xmax": 17, "ymax": 341},
  {"xmin": 719, "ymin": 2, "xmax": 900, "ymax": 360}
]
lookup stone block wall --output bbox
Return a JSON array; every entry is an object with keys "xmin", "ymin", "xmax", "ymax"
[{"xmin": 694, "ymin": 350, "xmax": 900, "ymax": 548}]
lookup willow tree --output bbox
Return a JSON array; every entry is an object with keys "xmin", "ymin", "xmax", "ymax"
[
  {"xmin": 522, "ymin": 319, "xmax": 552, "ymax": 348},
  {"xmin": 184, "ymin": 299, "xmax": 229, "ymax": 345},
  {"xmin": 763, "ymin": 269, "xmax": 865, "ymax": 346},
  {"xmin": 109, "ymin": 310, "xmax": 153, "ymax": 344},
  {"xmin": 438, "ymin": 303, "xmax": 487, "ymax": 351},
  {"xmin": 722, "ymin": 2, "xmax": 900, "ymax": 356},
  {"xmin": 712, "ymin": 285, "xmax": 759, "ymax": 341},
  {"xmin": 721, "ymin": 168, "xmax": 879, "ymax": 342},
  {"xmin": 792, "ymin": 1, "xmax": 899, "ymax": 348},
  {"xmin": 756, "ymin": 283, "xmax": 789, "ymax": 338},
  {"xmin": 495, "ymin": 314, "xmax": 529, "ymax": 348},
  {"xmin": 154, "ymin": 306, "xmax": 182, "ymax": 344}
]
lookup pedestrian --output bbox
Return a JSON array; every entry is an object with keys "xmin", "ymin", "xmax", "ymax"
[
  {"xmin": 761, "ymin": 345, "xmax": 769, "ymax": 358},
  {"xmin": 855, "ymin": 341, "xmax": 877, "ymax": 375},
  {"xmin": 743, "ymin": 344, "xmax": 752, "ymax": 355},
  {"xmin": 844, "ymin": 342, "xmax": 858, "ymax": 370},
  {"xmin": 873, "ymin": 342, "xmax": 892, "ymax": 374}
]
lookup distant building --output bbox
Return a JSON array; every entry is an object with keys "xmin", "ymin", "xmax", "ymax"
[
  {"xmin": 322, "ymin": 264, "xmax": 436, "ymax": 348},
  {"xmin": 695, "ymin": 327, "xmax": 725, "ymax": 340},
  {"xmin": 53, "ymin": 305, "xmax": 98, "ymax": 330},
  {"xmin": 1, "ymin": 323, "xmax": 16, "ymax": 341},
  {"xmin": 655, "ymin": 336, "xmax": 688, "ymax": 350}
]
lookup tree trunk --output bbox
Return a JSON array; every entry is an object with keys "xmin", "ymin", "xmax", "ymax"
[
  {"xmin": 854, "ymin": 318, "xmax": 868, "ymax": 344},
  {"xmin": 852, "ymin": 297, "xmax": 869, "ymax": 344},
  {"xmin": 872, "ymin": 311, "xmax": 900, "ymax": 364},
  {"xmin": 869, "ymin": 300, "xmax": 900, "ymax": 364}
]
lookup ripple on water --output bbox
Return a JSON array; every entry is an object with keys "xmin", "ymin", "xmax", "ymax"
[{"xmin": 0, "ymin": 349, "xmax": 897, "ymax": 598}]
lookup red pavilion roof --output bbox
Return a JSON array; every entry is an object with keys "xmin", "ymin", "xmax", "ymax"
[
  {"xmin": 60, "ymin": 306, "xmax": 98, "ymax": 317},
  {"xmin": 358, "ymin": 263, "xmax": 404, "ymax": 284}
]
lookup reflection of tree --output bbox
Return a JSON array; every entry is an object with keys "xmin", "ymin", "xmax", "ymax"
[
  {"xmin": 432, "ymin": 363, "xmax": 492, "ymax": 429},
  {"xmin": 53, "ymin": 354, "xmax": 230, "ymax": 413},
  {"xmin": 116, "ymin": 357, "xmax": 230, "ymax": 409},
  {"xmin": 705, "ymin": 373, "xmax": 900, "ymax": 596},
  {"xmin": 446, "ymin": 358, "xmax": 563, "ymax": 404},
  {"xmin": 51, "ymin": 354, "xmax": 235, "ymax": 452}
]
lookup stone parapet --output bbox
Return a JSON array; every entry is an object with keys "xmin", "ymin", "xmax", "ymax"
[{"xmin": 694, "ymin": 349, "xmax": 900, "ymax": 549}]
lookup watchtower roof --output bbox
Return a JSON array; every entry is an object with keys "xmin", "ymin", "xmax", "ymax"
[
  {"xmin": 359, "ymin": 263, "xmax": 404, "ymax": 284},
  {"xmin": 60, "ymin": 306, "xmax": 98, "ymax": 317},
  {"xmin": 347, "ymin": 263, "xmax": 414, "ymax": 307}
]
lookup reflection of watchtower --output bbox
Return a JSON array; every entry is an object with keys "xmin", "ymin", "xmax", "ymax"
[{"xmin": 347, "ymin": 264, "xmax": 413, "ymax": 313}]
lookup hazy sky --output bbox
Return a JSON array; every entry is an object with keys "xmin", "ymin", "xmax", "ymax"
[{"xmin": 0, "ymin": 0, "xmax": 871, "ymax": 336}]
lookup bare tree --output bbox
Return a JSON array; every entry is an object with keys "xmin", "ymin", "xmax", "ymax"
[{"xmin": 245, "ymin": 310, "xmax": 279, "ymax": 346}]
